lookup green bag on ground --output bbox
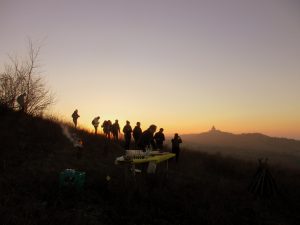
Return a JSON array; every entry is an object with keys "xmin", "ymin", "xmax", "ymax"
[{"xmin": 59, "ymin": 169, "xmax": 86, "ymax": 190}]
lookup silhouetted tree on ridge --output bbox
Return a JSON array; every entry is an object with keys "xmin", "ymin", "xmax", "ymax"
[{"xmin": 0, "ymin": 39, "xmax": 54, "ymax": 115}]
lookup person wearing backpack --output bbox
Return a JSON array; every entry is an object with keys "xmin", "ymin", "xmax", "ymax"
[
  {"xmin": 71, "ymin": 109, "xmax": 80, "ymax": 128},
  {"xmin": 92, "ymin": 116, "xmax": 100, "ymax": 134},
  {"xmin": 137, "ymin": 124, "xmax": 157, "ymax": 151}
]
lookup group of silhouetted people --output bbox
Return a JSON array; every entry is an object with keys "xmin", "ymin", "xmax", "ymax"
[
  {"xmin": 71, "ymin": 109, "xmax": 183, "ymax": 162},
  {"xmin": 101, "ymin": 119, "xmax": 121, "ymax": 140},
  {"xmin": 123, "ymin": 122, "xmax": 160, "ymax": 151}
]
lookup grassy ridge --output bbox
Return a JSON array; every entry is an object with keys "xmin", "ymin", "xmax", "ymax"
[{"xmin": 0, "ymin": 106, "xmax": 299, "ymax": 225}]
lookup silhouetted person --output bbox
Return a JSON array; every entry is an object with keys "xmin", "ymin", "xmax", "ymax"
[
  {"xmin": 92, "ymin": 116, "xmax": 100, "ymax": 134},
  {"xmin": 133, "ymin": 122, "xmax": 142, "ymax": 145},
  {"xmin": 123, "ymin": 120, "xmax": 132, "ymax": 150},
  {"xmin": 102, "ymin": 120, "xmax": 107, "ymax": 134},
  {"xmin": 111, "ymin": 119, "xmax": 120, "ymax": 140},
  {"xmin": 101, "ymin": 120, "xmax": 110, "ymax": 138},
  {"xmin": 106, "ymin": 120, "xmax": 112, "ymax": 139},
  {"xmin": 137, "ymin": 125, "xmax": 157, "ymax": 150},
  {"xmin": 17, "ymin": 93, "xmax": 26, "ymax": 112},
  {"xmin": 171, "ymin": 133, "xmax": 182, "ymax": 162},
  {"xmin": 71, "ymin": 109, "xmax": 80, "ymax": 128},
  {"xmin": 154, "ymin": 128, "xmax": 165, "ymax": 150}
]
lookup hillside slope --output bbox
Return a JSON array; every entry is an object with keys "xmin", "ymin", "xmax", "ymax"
[{"xmin": 0, "ymin": 107, "xmax": 299, "ymax": 225}]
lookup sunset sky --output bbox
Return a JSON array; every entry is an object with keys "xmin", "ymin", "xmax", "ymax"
[{"xmin": 1, "ymin": 0, "xmax": 300, "ymax": 139}]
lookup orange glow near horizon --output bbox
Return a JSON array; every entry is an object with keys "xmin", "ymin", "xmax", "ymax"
[
  {"xmin": 50, "ymin": 105, "xmax": 300, "ymax": 140},
  {"xmin": 2, "ymin": 0, "xmax": 300, "ymax": 140}
]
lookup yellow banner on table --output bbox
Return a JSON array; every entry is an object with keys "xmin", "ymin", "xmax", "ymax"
[
  {"xmin": 115, "ymin": 152, "xmax": 175, "ymax": 165},
  {"xmin": 132, "ymin": 153, "xmax": 175, "ymax": 164}
]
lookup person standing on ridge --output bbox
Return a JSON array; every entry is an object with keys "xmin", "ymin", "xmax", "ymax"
[
  {"xmin": 111, "ymin": 119, "xmax": 120, "ymax": 141},
  {"xmin": 102, "ymin": 120, "xmax": 107, "ymax": 134},
  {"xmin": 123, "ymin": 120, "xmax": 132, "ymax": 150},
  {"xmin": 171, "ymin": 133, "xmax": 182, "ymax": 163},
  {"xmin": 92, "ymin": 116, "xmax": 100, "ymax": 134},
  {"xmin": 72, "ymin": 109, "xmax": 80, "ymax": 128},
  {"xmin": 106, "ymin": 120, "xmax": 112, "ymax": 139},
  {"xmin": 133, "ymin": 122, "xmax": 142, "ymax": 146},
  {"xmin": 154, "ymin": 128, "xmax": 165, "ymax": 150},
  {"xmin": 17, "ymin": 93, "xmax": 26, "ymax": 112},
  {"xmin": 137, "ymin": 124, "xmax": 157, "ymax": 151}
]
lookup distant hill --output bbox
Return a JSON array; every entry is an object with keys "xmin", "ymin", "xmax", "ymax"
[
  {"xmin": 182, "ymin": 127, "xmax": 300, "ymax": 152},
  {"xmin": 181, "ymin": 127, "xmax": 300, "ymax": 167}
]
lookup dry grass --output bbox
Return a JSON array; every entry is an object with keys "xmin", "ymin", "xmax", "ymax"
[{"xmin": 0, "ymin": 106, "xmax": 299, "ymax": 225}]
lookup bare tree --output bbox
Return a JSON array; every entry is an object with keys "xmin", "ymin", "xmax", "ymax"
[
  {"xmin": 0, "ymin": 39, "xmax": 54, "ymax": 115},
  {"xmin": 0, "ymin": 65, "xmax": 20, "ymax": 108}
]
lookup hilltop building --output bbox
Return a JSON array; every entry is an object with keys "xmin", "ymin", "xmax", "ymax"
[{"xmin": 211, "ymin": 126, "xmax": 217, "ymax": 132}]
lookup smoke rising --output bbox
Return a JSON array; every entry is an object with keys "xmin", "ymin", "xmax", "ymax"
[{"xmin": 60, "ymin": 124, "xmax": 83, "ymax": 148}]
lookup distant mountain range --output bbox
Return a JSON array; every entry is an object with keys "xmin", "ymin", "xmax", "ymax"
[
  {"xmin": 180, "ymin": 127, "xmax": 300, "ymax": 167},
  {"xmin": 182, "ymin": 127, "xmax": 300, "ymax": 152}
]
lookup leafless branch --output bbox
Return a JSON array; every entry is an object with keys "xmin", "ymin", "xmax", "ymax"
[{"xmin": 0, "ymin": 39, "xmax": 55, "ymax": 115}]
